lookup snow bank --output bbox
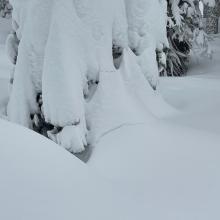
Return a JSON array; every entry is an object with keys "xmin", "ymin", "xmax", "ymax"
[{"xmin": 0, "ymin": 119, "xmax": 144, "ymax": 220}]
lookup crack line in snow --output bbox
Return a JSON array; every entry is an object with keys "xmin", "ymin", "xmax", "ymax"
[{"xmin": 95, "ymin": 122, "xmax": 147, "ymax": 144}]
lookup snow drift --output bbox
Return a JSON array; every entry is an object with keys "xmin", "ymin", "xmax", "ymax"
[
  {"xmin": 87, "ymin": 48, "xmax": 177, "ymax": 143},
  {"xmin": 0, "ymin": 119, "xmax": 144, "ymax": 220}
]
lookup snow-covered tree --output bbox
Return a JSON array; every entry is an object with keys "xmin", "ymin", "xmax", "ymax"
[
  {"xmin": 6, "ymin": 0, "xmax": 131, "ymax": 153},
  {"xmin": 164, "ymin": 0, "xmax": 212, "ymax": 76},
  {"xmin": 6, "ymin": 0, "xmax": 209, "ymax": 154},
  {"xmin": 124, "ymin": 0, "xmax": 168, "ymax": 88}
]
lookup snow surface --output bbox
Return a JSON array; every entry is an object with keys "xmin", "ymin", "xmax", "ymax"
[
  {"xmin": 1, "ymin": 10, "xmax": 220, "ymax": 220},
  {"xmin": 89, "ymin": 123, "xmax": 220, "ymax": 220},
  {"xmin": 0, "ymin": 119, "xmax": 144, "ymax": 220},
  {"xmin": 87, "ymin": 48, "xmax": 177, "ymax": 143},
  {"xmin": 87, "ymin": 37, "xmax": 220, "ymax": 220}
]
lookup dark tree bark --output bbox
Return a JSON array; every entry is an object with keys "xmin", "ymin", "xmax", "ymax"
[{"xmin": 204, "ymin": 0, "xmax": 220, "ymax": 34}]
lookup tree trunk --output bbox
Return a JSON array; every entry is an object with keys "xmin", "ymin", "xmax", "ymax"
[{"xmin": 204, "ymin": 1, "xmax": 220, "ymax": 34}]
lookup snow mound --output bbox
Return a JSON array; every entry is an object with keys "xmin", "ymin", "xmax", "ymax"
[
  {"xmin": 87, "ymin": 48, "xmax": 177, "ymax": 143},
  {"xmin": 0, "ymin": 119, "xmax": 144, "ymax": 220}
]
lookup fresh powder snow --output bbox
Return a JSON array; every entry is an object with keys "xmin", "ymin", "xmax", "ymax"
[{"xmin": 0, "ymin": 1, "xmax": 220, "ymax": 220}]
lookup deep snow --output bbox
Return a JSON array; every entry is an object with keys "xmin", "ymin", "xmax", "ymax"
[
  {"xmin": 89, "ymin": 123, "xmax": 220, "ymax": 220},
  {"xmin": 160, "ymin": 34, "xmax": 220, "ymax": 134},
  {"xmin": 88, "ymin": 37, "xmax": 220, "ymax": 219},
  {"xmin": 1, "ymin": 17, "xmax": 220, "ymax": 220},
  {"xmin": 0, "ymin": 119, "xmax": 144, "ymax": 220}
]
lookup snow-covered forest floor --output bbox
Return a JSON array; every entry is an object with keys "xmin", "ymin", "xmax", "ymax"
[
  {"xmin": 88, "ymin": 35, "xmax": 220, "ymax": 219},
  {"xmin": 0, "ymin": 17, "xmax": 220, "ymax": 219},
  {"xmin": 160, "ymin": 35, "xmax": 220, "ymax": 134}
]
